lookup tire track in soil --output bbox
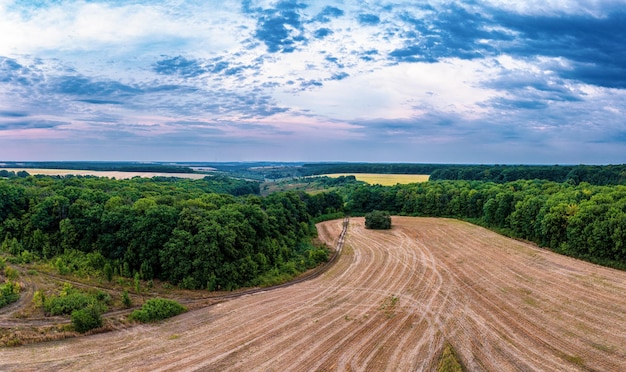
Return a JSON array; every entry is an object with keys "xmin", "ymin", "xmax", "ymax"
[{"xmin": 2, "ymin": 217, "xmax": 626, "ymax": 371}]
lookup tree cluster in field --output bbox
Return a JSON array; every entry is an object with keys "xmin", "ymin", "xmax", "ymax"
[
  {"xmin": 344, "ymin": 180, "xmax": 626, "ymax": 268},
  {"xmin": 364, "ymin": 210, "xmax": 392, "ymax": 230},
  {"xmin": 0, "ymin": 175, "xmax": 343, "ymax": 291}
]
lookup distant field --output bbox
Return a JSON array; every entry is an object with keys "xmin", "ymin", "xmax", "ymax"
[
  {"xmin": 0, "ymin": 168, "xmax": 208, "ymax": 180},
  {"xmin": 322, "ymin": 173, "xmax": 430, "ymax": 185}
]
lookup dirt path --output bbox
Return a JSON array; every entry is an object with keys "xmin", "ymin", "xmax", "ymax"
[{"xmin": 1, "ymin": 217, "xmax": 625, "ymax": 371}]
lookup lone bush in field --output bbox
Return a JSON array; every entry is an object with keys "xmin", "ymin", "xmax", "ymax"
[
  {"xmin": 71, "ymin": 304, "xmax": 103, "ymax": 333},
  {"xmin": 129, "ymin": 298, "xmax": 186, "ymax": 323},
  {"xmin": 365, "ymin": 210, "xmax": 392, "ymax": 230}
]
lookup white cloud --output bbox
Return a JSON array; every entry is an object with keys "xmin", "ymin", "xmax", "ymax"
[
  {"xmin": 0, "ymin": 1, "xmax": 245, "ymax": 56},
  {"xmin": 275, "ymin": 58, "xmax": 499, "ymax": 121}
]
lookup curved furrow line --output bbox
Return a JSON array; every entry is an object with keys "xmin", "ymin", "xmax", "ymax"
[
  {"xmin": 431, "ymin": 219, "xmax": 626, "ymax": 368},
  {"xmin": 153, "ymin": 218, "xmax": 391, "ymax": 370},
  {"xmin": 258, "ymin": 229, "xmax": 412, "ymax": 370}
]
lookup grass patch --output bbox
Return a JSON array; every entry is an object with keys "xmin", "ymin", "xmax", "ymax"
[
  {"xmin": 563, "ymin": 353, "xmax": 585, "ymax": 367},
  {"xmin": 379, "ymin": 295, "xmax": 400, "ymax": 318},
  {"xmin": 437, "ymin": 342, "xmax": 464, "ymax": 372}
]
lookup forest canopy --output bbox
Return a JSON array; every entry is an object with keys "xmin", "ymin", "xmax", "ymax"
[{"xmin": 0, "ymin": 175, "xmax": 343, "ymax": 290}]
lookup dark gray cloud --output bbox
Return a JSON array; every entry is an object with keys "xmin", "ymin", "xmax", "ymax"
[
  {"xmin": 53, "ymin": 75, "xmax": 140, "ymax": 97},
  {"xmin": 153, "ymin": 56, "xmax": 207, "ymax": 78},
  {"xmin": 252, "ymin": 0, "xmax": 308, "ymax": 53},
  {"xmin": 495, "ymin": 10, "xmax": 626, "ymax": 88},
  {"xmin": 388, "ymin": 4, "xmax": 626, "ymax": 88},
  {"xmin": 0, "ymin": 111, "xmax": 28, "ymax": 117},
  {"xmin": 0, "ymin": 56, "xmax": 43, "ymax": 86},
  {"xmin": 314, "ymin": 6, "xmax": 344, "ymax": 23},
  {"xmin": 0, "ymin": 119, "xmax": 66, "ymax": 130},
  {"xmin": 358, "ymin": 13, "xmax": 381, "ymax": 25},
  {"xmin": 313, "ymin": 27, "xmax": 333, "ymax": 39},
  {"xmin": 76, "ymin": 99, "xmax": 123, "ymax": 105},
  {"xmin": 329, "ymin": 72, "xmax": 349, "ymax": 81},
  {"xmin": 390, "ymin": 4, "xmax": 510, "ymax": 62}
]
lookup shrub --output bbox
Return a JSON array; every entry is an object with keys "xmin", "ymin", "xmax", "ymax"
[
  {"xmin": 129, "ymin": 298, "xmax": 186, "ymax": 323},
  {"xmin": 45, "ymin": 292, "xmax": 92, "ymax": 315},
  {"xmin": 4, "ymin": 266, "xmax": 19, "ymax": 281},
  {"xmin": 365, "ymin": 210, "xmax": 392, "ymax": 229},
  {"xmin": 103, "ymin": 263, "xmax": 113, "ymax": 282},
  {"xmin": 0, "ymin": 280, "xmax": 20, "ymax": 308},
  {"xmin": 71, "ymin": 305, "xmax": 103, "ymax": 333},
  {"xmin": 121, "ymin": 290, "xmax": 132, "ymax": 308},
  {"xmin": 95, "ymin": 290, "xmax": 111, "ymax": 305}
]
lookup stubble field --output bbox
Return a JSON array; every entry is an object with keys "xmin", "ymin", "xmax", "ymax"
[
  {"xmin": 322, "ymin": 173, "xmax": 430, "ymax": 185},
  {"xmin": 1, "ymin": 217, "xmax": 625, "ymax": 371}
]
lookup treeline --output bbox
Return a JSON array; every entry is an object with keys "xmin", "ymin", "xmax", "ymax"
[
  {"xmin": 298, "ymin": 163, "xmax": 626, "ymax": 186},
  {"xmin": 345, "ymin": 180, "xmax": 626, "ymax": 268},
  {"xmin": 299, "ymin": 163, "xmax": 443, "ymax": 176},
  {"xmin": 1, "ymin": 162, "xmax": 195, "ymax": 174},
  {"xmin": 0, "ymin": 170, "xmax": 30, "ymax": 179},
  {"xmin": 429, "ymin": 164, "xmax": 626, "ymax": 185},
  {"xmin": 0, "ymin": 175, "xmax": 343, "ymax": 290}
]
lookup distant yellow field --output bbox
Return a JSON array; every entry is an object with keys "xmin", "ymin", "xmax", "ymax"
[
  {"xmin": 0, "ymin": 168, "xmax": 208, "ymax": 180},
  {"xmin": 322, "ymin": 173, "xmax": 430, "ymax": 186}
]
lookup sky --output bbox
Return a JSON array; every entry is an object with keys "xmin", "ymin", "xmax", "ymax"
[{"xmin": 1, "ymin": 0, "xmax": 626, "ymax": 164}]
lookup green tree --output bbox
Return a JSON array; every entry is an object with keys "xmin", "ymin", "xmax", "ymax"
[
  {"xmin": 71, "ymin": 304, "xmax": 103, "ymax": 333},
  {"xmin": 365, "ymin": 210, "xmax": 392, "ymax": 229},
  {"xmin": 103, "ymin": 262, "xmax": 113, "ymax": 282},
  {"xmin": 121, "ymin": 290, "xmax": 132, "ymax": 308}
]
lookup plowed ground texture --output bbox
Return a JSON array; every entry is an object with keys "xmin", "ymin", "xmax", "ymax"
[{"xmin": 1, "ymin": 217, "xmax": 625, "ymax": 371}]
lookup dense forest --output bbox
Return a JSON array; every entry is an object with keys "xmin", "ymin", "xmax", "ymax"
[
  {"xmin": 429, "ymin": 164, "xmax": 626, "ymax": 185},
  {"xmin": 343, "ymin": 180, "xmax": 626, "ymax": 268},
  {"xmin": 0, "ymin": 175, "xmax": 343, "ymax": 290}
]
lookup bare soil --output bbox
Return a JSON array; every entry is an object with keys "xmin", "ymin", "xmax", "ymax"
[{"xmin": 1, "ymin": 217, "xmax": 625, "ymax": 371}]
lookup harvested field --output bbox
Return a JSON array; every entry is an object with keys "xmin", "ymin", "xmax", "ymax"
[
  {"xmin": 322, "ymin": 173, "xmax": 430, "ymax": 185},
  {"xmin": 2, "ymin": 217, "xmax": 626, "ymax": 371}
]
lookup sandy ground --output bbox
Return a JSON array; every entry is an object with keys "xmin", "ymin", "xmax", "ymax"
[{"xmin": 1, "ymin": 217, "xmax": 625, "ymax": 371}]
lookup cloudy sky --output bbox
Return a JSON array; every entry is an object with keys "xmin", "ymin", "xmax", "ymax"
[{"xmin": 1, "ymin": 0, "xmax": 625, "ymax": 163}]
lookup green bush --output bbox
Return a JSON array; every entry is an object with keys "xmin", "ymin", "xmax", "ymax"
[
  {"xmin": 45, "ymin": 292, "xmax": 92, "ymax": 315},
  {"xmin": 365, "ymin": 210, "xmax": 392, "ymax": 229},
  {"xmin": 43, "ymin": 284, "xmax": 109, "ymax": 316},
  {"xmin": 71, "ymin": 305, "xmax": 103, "ymax": 333},
  {"xmin": 0, "ymin": 280, "xmax": 20, "ymax": 308},
  {"xmin": 129, "ymin": 298, "xmax": 186, "ymax": 323},
  {"xmin": 121, "ymin": 289, "xmax": 132, "ymax": 308}
]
